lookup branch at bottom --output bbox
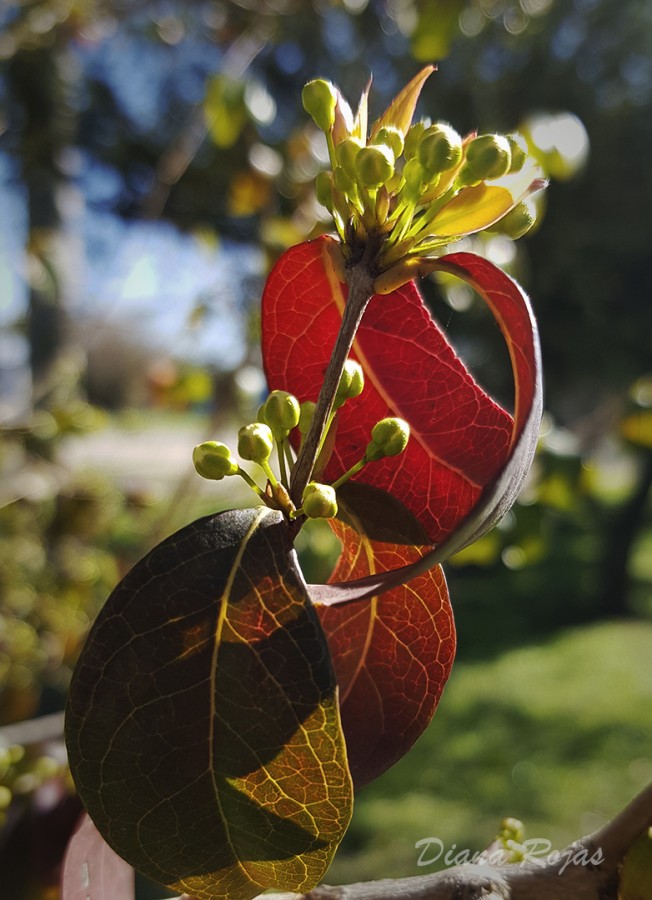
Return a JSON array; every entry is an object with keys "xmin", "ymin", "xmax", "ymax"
[{"xmin": 240, "ymin": 779, "xmax": 650, "ymax": 900}]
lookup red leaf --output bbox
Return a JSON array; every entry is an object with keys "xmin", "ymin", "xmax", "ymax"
[
  {"xmin": 314, "ymin": 518, "xmax": 455, "ymax": 790},
  {"xmin": 61, "ymin": 812, "xmax": 134, "ymax": 900},
  {"xmin": 262, "ymin": 236, "xmax": 540, "ymax": 546}
]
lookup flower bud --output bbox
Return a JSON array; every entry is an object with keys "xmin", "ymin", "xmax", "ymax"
[
  {"xmin": 404, "ymin": 120, "xmax": 427, "ymax": 160},
  {"xmin": 302, "ymin": 482, "xmax": 338, "ymax": 519},
  {"xmin": 334, "ymin": 359, "xmax": 365, "ymax": 409},
  {"xmin": 193, "ymin": 441, "xmax": 238, "ymax": 480},
  {"xmin": 298, "ymin": 400, "xmax": 316, "ymax": 436},
  {"xmin": 462, "ymin": 133, "xmax": 512, "ymax": 182},
  {"xmin": 237, "ymin": 423, "xmax": 274, "ymax": 464},
  {"xmin": 333, "ymin": 165, "xmax": 356, "ymax": 195},
  {"xmin": 401, "ymin": 157, "xmax": 426, "ymax": 200},
  {"xmin": 302, "ymin": 79, "xmax": 337, "ymax": 133},
  {"xmin": 315, "ymin": 171, "xmax": 334, "ymax": 210},
  {"xmin": 499, "ymin": 817, "xmax": 525, "ymax": 843},
  {"xmin": 497, "ymin": 199, "xmax": 537, "ymax": 239},
  {"xmin": 262, "ymin": 390, "xmax": 300, "ymax": 439},
  {"xmin": 418, "ymin": 123, "xmax": 463, "ymax": 176},
  {"xmin": 355, "ymin": 144, "xmax": 394, "ymax": 188},
  {"xmin": 506, "ymin": 133, "xmax": 528, "ymax": 173},
  {"xmin": 366, "ymin": 417, "xmax": 410, "ymax": 461},
  {"xmin": 336, "ymin": 136, "xmax": 364, "ymax": 176},
  {"xmin": 373, "ymin": 125, "xmax": 404, "ymax": 158}
]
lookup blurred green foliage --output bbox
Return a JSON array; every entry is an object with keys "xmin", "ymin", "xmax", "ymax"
[{"xmin": 331, "ymin": 620, "xmax": 652, "ymax": 882}]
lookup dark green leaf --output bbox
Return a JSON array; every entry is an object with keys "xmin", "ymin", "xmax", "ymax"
[{"xmin": 66, "ymin": 507, "xmax": 352, "ymax": 900}]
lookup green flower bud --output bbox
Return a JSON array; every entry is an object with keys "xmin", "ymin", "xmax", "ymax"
[
  {"xmin": 237, "ymin": 423, "xmax": 274, "ymax": 464},
  {"xmin": 404, "ymin": 120, "xmax": 427, "ymax": 160},
  {"xmin": 366, "ymin": 417, "xmax": 410, "ymax": 461},
  {"xmin": 262, "ymin": 390, "xmax": 301, "ymax": 439},
  {"xmin": 418, "ymin": 123, "xmax": 463, "ymax": 176},
  {"xmin": 355, "ymin": 144, "xmax": 395, "ymax": 188},
  {"xmin": 497, "ymin": 199, "xmax": 537, "ymax": 239},
  {"xmin": 506, "ymin": 133, "xmax": 528, "ymax": 173},
  {"xmin": 334, "ymin": 359, "xmax": 365, "ymax": 409},
  {"xmin": 315, "ymin": 171, "xmax": 334, "ymax": 210},
  {"xmin": 298, "ymin": 400, "xmax": 316, "ymax": 436},
  {"xmin": 462, "ymin": 133, "xmax": 512, "ymax": 182},
  {"xmin": 333, "ymin": 165, "xmax": 356, "ymax": 195},
  {"xmin": 302, "ymin": 482, "xmax": 338, "ymax": 519},
  {"xmin": 336, "ymin": 136, "xmax": 364, "ymax": 176},
  {"xmin": 402, "ymin": 157, "xmax": 426, "ymax": 200},
  {"xmin": 499, "ymin": 817, "xmax": 525, "ymax": 843},
  {"xmin": 373, "ymin": 125, "xmax": 404, "ymax": 158},
  {"xmin": 302, "ymin": 79, "xmax": 337, "ymax": 133},
  {"xmin": 193, "ymin": 441, "xmax": 238, "ymax": 480}
]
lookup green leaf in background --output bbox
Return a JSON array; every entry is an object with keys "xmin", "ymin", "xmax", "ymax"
[{"xmin": 65, "ymin": 507, "xmax": 352, "ymax": 900}]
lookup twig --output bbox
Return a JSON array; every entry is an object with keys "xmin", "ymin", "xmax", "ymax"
[
  {"xmin": 243, "ymin": 780, "xmax": 651, "ymax": 900},
  {"xmin": 290, "ymin": 261, "xmax": 376, "ymax": 505}
]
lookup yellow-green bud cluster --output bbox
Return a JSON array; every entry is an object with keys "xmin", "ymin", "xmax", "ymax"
[
  {"xmin": 195, "ymin": 392, "xmax": 305, "ymax": 506},
  {"xmin": 303, "ymin": 71, "xmax": 543, "ymax": 284}
]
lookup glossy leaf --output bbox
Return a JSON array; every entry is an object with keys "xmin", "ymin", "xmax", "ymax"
[
  {"xmin": 312, "ymin": 517, "xmax": 455, "ymax": 790},
  {"xmin": 427, "ymin": 183, "xmax": 516, "ymax": 237},
  {"xmin": 61, "ymin": 813, "xmax": 135, "ymax": 900},
  {"xmin": 427, "ymin": 167, "xmax": 546, "ymax": 239},
  {"xmin": 262, "ymin": 236, "xmax": 519, "ymax": 545},
  {"xmin": 65, "ymin": 507, "xmax": 352, "ymax": 900}
]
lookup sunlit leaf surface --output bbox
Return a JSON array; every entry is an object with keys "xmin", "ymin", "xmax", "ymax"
[
  {"xmin": 66, "ymin": 507, "xmax": 352, "ymax": 900},
  {"xmin": 314, "ymin": 517, "xmax": 455, "ymax": 789},
  {"xmin": 262, "ymin": 237, "xmax": 518, "ymax": 545}
]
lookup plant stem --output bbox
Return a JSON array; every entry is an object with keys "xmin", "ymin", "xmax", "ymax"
[
  {"xmin": 277, "ymin": 438, "xmax": 289, "ymax": 488},
  {"xmin": 331, "ymin": 457, "xmax": 366, "ymax": 491},
  {"xmin": 290, "ymin": 258, "xmax": 376, "ymax": 506},
  {"xmin": 237, "ymin": 467, "xmax": 265, "ymax": 497}
]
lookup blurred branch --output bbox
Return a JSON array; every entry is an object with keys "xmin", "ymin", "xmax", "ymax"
[
  {"xmin": 142, "ymin": 21, "xmax": 274, "ymax": 220},
  {"xmin": 0, "ymin": 712, "xmax": 64, "ymax": 747}
]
